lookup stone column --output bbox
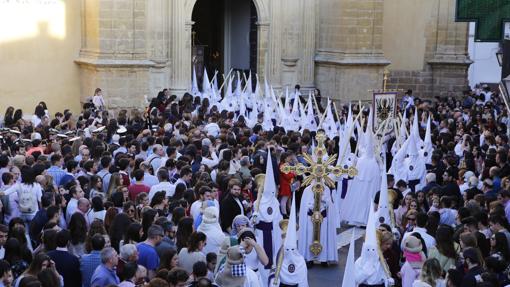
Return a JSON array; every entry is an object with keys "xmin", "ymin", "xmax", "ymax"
[
  {"xmin": 315, "ymin": 0, "xmax": 390, "ymax": 102},
  {"xmin": 300, "ymin": 0, "xmax": 316, "ymax": 90},
  {"xmin": 257, "ymin": 21, "xmax": 270, "ymax": 82},
  {"xmin": 168, "ymin": 0, "xmax": 193, "ymax": 97}
]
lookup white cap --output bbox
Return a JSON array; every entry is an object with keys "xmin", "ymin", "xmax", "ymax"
[{"xmin": 31, "ymin": 132, "xmax": 42, "ymax": 141}]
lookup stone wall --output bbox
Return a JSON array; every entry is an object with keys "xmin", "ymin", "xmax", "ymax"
[{"xmin": 383, "ymin": 0, "xmax": 471, "ymax": 99}]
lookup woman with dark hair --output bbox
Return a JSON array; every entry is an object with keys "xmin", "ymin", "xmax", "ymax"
[
  {"xmin": 150, "ymin": 191, "xmax": 168, "ymax": 215},
  {"xmin": 8, "ymin": 226, "xmax": 32, "ymax": 262},
  {"xmin": 122, "ymin": 201, "xmax": 137, "ymax": 222},
  {"xmin": 141, "ymin": 209, "xmax": 158, "ymax": 241},
  {"xmin": 109, "ymin": 213, "xmax": 132, "ymax": 252},
  {"xmin": 31, "ymin": 105, "xmax": 45, "ymax": 128},
  {"xmin": 279, "ymin": 152, "xmax": 295, "ymax": 217},
  {"xmin": 4, "ymin": 238, "xmax": 29, "ymax": 279},
  {"xmin": 121, "ymin": 222, "xmax": 143, "ymax": 248},
  {"xmin": 13, "ymin": 109, "xmax": 23, "ymax": 127},
  {"xmin": 177, "ymin": 231, "xmax": 206, "ymax": 273},
  {"xmin": 89, "ymin": 176, "xmax": 104, "ymax": 201},
  {"xmin": 175, "ymin": 217, "xmax": 194, "ymax": 252},
  {"xmin": 18, "ymin": 276, "xmax": 40, "ymax": 287},
  {"xmin": 85, "ymin": 220, "xmax": 107, "ymax": 253},
  {"xmin": 15, "ymin": 253, "xmax": 58, "ymax": 287},
  {"xmin": 4, "ymin": 106, "xmax": 15, "ymax": 128},
  {"xmin": 428, "ymin": 225, "xmax": 460, "ymax": 274},
  {"xmin": 104, "ymin": 207, "xmax": 119, "ymax": 232},
  {"xmin": 415, "ymin": 191, "xmax": 429, "ymax": 213},
  {"xmin": 37, "ymin": 268, "xmax": 61, "ymax": 287},
  {"xmin": 158, "ymin": 248, "xmax": 178, "ymax": 271},
  {"xmin": 171, "ymin": 207, "xmax": 186, "ymax": 227},
  {"xmin": 490, "ymin": 232, "xmax": 510, "ymax": 262},
  {"xmin": 68, "ymin": 213, "xmax": 87, "ymax": 257},
  {"xmin": 3, "ymin": 166, "xmax": 43, "ymax": 225},
  {"xmin": 89, "ymin": 196, "xmax": 106, "ymax": 222}
]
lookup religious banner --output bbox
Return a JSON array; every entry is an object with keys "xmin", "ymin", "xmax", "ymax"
[{"xmin": 372, "ymin": 92, "xmax": 397, "ymax": 134}]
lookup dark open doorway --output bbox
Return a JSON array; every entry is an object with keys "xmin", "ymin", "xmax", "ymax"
[{"xmin": 192, "ymin": 0, "xmax": 258, "ymax": 90}]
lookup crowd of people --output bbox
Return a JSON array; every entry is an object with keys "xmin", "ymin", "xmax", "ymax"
[{"xmin": 0, "ymin": 81, "xmax": 508, "ymax": 287}]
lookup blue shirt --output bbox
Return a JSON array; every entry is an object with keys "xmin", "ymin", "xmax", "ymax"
[
  {"xmin": 137, "ymin": 242, "xmax": 159, "ymax": 271},
  {"xmin": 47, "ymin": 165, "xmax": 67, "ymax": 186},
  {"xmin": 90, "ymin": 264, "xmax": 120, "ymax": 287},
  {"xmin": 80, "ymin": 251, "xmax": 102, "ymax": 287}
]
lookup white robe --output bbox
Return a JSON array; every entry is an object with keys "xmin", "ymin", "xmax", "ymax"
[
  {"xmin": 404, "ymin": 155, "xmax": 427, "ymax": 191},
  {"xmin": 340, "ymin": 156, "xmax": 381, "ymax": 225},
  {"xmin": 355, "ymin": 243, "xmax": 389, "ymax": 286},
  {"xmin": 253, "ymin": 196, "xmax": 282, "ymax": 287},
  {"xmin": 268, "ymin": 248, "xmax": 308, "ymax": 287},
  {"xmin": 298, "ymin": 185, "xmax": 338, "ymax": 263},
  {"xmin": 197, "ymin": 221, "xmax": 226, "ymax": 255}
]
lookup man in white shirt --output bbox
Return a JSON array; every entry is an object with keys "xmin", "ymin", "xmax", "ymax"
[
  {"xmin": 204, "ymin": 116, "xmax": 220, "ymax": 137},
  {"xmin": 200, "ymin": 145, "xmax": 219, "ymax": 169},
  {"xmin": 190, "ymin": 186, "xmax": 214, "ymax": 220},
  {"xmin": 66, "ymin": 185, "xmax": 85, "ymax": 224},
  {"xmin": 148, "ymin": 168, "xmax": 175, "ymax": 201},
  {"xmin": 401, "ymin": 212, "xmax": 436, "ymax": 249}
]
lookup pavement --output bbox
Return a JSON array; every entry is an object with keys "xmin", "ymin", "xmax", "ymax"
[{"xmin": 307, "ymin": 227, "xmax": 364, "ymax": 286}]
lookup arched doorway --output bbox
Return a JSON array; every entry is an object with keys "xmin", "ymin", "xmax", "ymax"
[{"xmin": 191, "ymin": 0, "xmax": 258, "ymax": 88}]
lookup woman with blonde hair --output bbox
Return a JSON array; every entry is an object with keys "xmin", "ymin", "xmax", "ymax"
[
  {"xmin": 106, "ymin": 172, "xmax": 122, "ymax": 198},
  {"xmin": 402, "ymin": 209, "xmax": 419, "ymax": 233},
  {"xmin": 412, "ymin": 258, "xmax": 445, "ymax": 287}
]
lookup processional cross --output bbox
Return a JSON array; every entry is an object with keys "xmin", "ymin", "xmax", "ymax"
[{"xmin": 281, "ymin": 131, "xmax": 357, "ymax": 256}]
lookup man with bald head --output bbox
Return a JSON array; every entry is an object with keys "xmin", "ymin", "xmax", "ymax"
[
  {"xmin": 146, "ymin": 144, "xmax": 165, "ymax": 171},
  {"xmin": 76, "ymin": 198, "xmax": 91, "ymax": 226}
]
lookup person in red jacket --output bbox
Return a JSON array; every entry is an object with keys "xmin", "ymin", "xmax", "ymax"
[{"xmin": 279, "ymin": 152, "xmax": 296, "ymax": 218}]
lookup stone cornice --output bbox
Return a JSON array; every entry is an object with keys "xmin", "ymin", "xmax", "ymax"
[
  {"xmin": 315, "ymin": 50, "xmax": 391, "ymax": 66},
  {"xmin": 75, "ymin": 58, "xmax": 160, "ymax": 68},
  {"xmin": 428, "ymin": 55, "xmax": 473, "ymax": 66}
]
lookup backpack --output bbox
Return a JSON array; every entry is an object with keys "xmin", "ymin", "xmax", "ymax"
[{"xmin": 18, "ymin": 184, "xmax": 37, "ymax": 214}]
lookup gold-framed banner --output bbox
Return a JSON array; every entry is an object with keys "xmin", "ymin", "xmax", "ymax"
[{"xmin": 372, "ymin": 92, "xmax": 397, "ymax": 133}]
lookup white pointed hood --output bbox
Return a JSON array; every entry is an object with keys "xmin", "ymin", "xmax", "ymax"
[
  {"xmin": 421, "ymin": 115, "xmax": 433, "ymax": 164},
  {"xmin": 362, "ymin": 108, "xmax": 375, "ymax": 159},
  {"xmin": 284, "ymin": 87, "xmax": 291, "ymax": 113},
  {"xmin": 411, "ymin": 108, "xmax": 424, "ymax": 148},
  {"xmin": 376, "ymin": 161, "xmax": 392, "ymax": 228},
  {"xmin": 279, "ymin": 192, "xmax": 307, "ymax": 285},
  {"xmin": 262, "ymin": 149, "xmax": 276, "ymax": 199},
  {"xmin": 284, "ymin": 191, "xmax": 297, "ymax": 250},
  {"xmin": 322, "ymin": 99, "xmax": 338, "ymax": 140},
  {"xmin": 191, "ymin": 65, "xmax": 200, "ymax": 96},
  {"xmin": 202, "ymin": 67, "xmax": 211, "ymax": 96},
  {"xmin": 213, "ymin": 70, "xmax": 219, "ymax": 93},
  {"xmin": 341, "ymin": 230, "xmax": 356, "ymax": 287},
  {"xmin": 262, "ymin": 100, "xmax": 274, "ymax": 132},
  {"xmin": 234, "ymin": 71, "xmax": 242, "ymax": 98},
  {"xmin": 300, "ymin": 93, "xmax": 317, "ymax": 133},
  {"xmin": 221, "ymin": 76, "xmax": 234, "ymax": 112},
  {"xmin": 406, "ymin": 132, "xmax": 419, "ymax": 157}
]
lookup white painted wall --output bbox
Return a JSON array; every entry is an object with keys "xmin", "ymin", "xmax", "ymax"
[{"xmin": 468, "ymin": 23, "xmax": 502, "ymax": 87}]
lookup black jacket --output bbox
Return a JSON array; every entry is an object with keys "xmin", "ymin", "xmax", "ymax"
[{"xmin": 220, "ymin": 194, "xmax": 245, "ymax": 232}]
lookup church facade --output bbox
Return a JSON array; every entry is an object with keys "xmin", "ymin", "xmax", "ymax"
[{"xmin": 0, "ymin": 0, "xmax": 471, "ymax": 113}]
